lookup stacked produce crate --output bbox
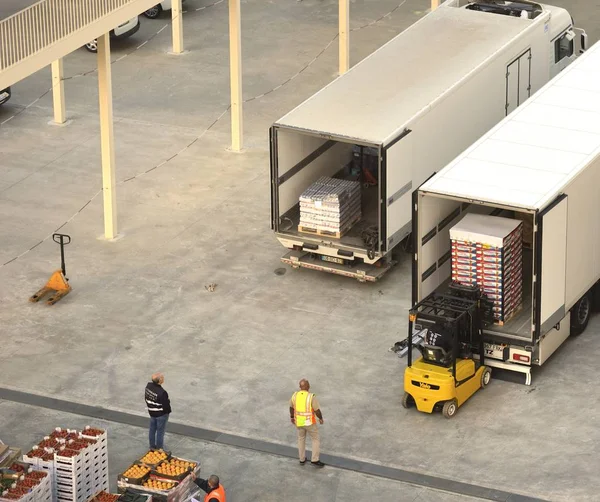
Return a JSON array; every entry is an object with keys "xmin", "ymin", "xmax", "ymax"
[
  {"xmin": 0, "ymin": 446, "xmax": 22, "ymax": 469},
  {"xmin": 79, "ymin": 428, "xmax": 108, "ymax": 497},
  {"xmin": 0, "ymin": 461, "xmax": 52, "ymax": 502},
  {"xmin": 450, "ymin": 213, "xmax": 523, "ymax": 324},
  {"xmin": 22, "ymin": 427, "xmax": 108, "ymax": 502},
  {"xmin": 117, "ymin": 451, "xmax": 200, "ymax": 502},
  {"xmin": 86, "ymin": 490, "xmax": 150, "ymax": 502},
  {"xmin": 298, "ymin": 177, "xmax": 361, "ymax": 238}
]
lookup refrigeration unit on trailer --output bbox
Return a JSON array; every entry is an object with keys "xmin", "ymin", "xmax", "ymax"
[
  {"xmin": 270, "ymin": 0, "xmax": 586, "ymax": 282},
  {"xmin": 413, "ymin": 41, "xmax": 600, "ymax": 385}
]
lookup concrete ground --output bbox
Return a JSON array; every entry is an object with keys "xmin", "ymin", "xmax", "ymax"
[
  {"xmin": 0, "ymin": 400, "xmax": 477, "ymax": 502},
  {"xmin": 0, "ymin": 0, "xmax": 599, "ymax": 501}
]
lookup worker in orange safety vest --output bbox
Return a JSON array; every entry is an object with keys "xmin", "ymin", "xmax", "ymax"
[
  {"xmin": 290, "ymin": 379, "xmax": 325, "ymax": 467},
  {"xmin": 190, "ymin": 473, "xmax": 226, "ymax": 502}
]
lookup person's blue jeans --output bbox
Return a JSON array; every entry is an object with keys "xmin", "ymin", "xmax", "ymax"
[{"xmin": 149, "ymin": 414, "xmax": 169, "ymax": 449}]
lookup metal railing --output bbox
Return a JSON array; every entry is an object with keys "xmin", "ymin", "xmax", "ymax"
[{"xmin": 0, "ymin": 0, "xmax": 133, "ymax": 71}]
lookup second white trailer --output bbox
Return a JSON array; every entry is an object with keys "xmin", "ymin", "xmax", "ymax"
[{"xmin": 414, "ymin": 41, "xmax": 600, "ymax": 384}]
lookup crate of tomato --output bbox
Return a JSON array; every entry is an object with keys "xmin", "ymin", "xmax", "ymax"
[
  {"xmin": 87, "ymin": 491, "xmax": 120, "ymax": 502},
  {"xmin": 0, "ymin": 469, "xmax": 51, "ymax": 502}
]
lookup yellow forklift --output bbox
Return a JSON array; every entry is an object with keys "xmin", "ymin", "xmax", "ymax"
[{"xmin": 402, "ymin": 283, "xmax": 493, "ymax": 418}]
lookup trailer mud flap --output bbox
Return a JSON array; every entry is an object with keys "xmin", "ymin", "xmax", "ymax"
[{"xmin": 534, "ymin": 194, "xmax": 568, "ymax": 339}]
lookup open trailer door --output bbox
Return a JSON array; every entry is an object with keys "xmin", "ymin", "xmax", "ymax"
[
  {"xmin": 534, "ymin": 194, "xmax": 568, "ymax": 338},
  {"xmin": 413, "ymin": 189, "xmax": 466, "ymax": 305}
]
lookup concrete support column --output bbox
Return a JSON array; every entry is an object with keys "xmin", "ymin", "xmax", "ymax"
[
  {"xmin": 339, "ymin": 0, "xmax": 349, "ymax": 75},
  {"xmin": 431, "ymin": 0, "xmax": 440, "ymax": 11},
  {"xmin": 229, "ymin": 0, "xmax": 243, "ymax": 152},
  {"xmin": 172, "ymin": 0, "xmax": 184, "ymax": 54},
  {"xmin": 97, "ymin": 34, "xmax": 118, "ymax": 240},
  {"xmin": 51, "ymin": 59, "xmax": 66, "ymax": 124}
]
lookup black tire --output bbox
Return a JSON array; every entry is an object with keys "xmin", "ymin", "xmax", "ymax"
[
  {"xmin": 592, "ymin": 283, "xmax": 600, "ymax": 312},
  {"xmin": 480, "ymin": 367, "xmax": 492, "ymax": 388},
  {"xmin": 144, "ymin": 5, "xmax": 162, "ymax": 18},
  {"xmin": 401, "ymin": 392, "xmax": 414, "ymax": 409},
  {"xmin": 571, "ymin": 293, "xmax": 591, "ymax": 336},
  {"xmin": 85, "ymin": 40, "xmax": 98, "ymax": 53},
  {"xmin": 442, "ymin": 399, "xmax": 458, "ymax": 419}
]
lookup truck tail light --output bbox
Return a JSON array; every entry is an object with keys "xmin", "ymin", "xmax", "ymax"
[{"xmin": 513, "ymin": 353, "xmax": 530, "ymax": 363}]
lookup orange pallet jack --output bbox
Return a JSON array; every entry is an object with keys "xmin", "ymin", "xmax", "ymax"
[{"xmin": 30, "ymin": 233, "xmax": 72, "ymax": 306}]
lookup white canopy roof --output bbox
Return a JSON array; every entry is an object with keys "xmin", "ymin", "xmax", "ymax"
[{"xmin": 421, "ymin": 41, "xmax": 600, "ymax": 210}]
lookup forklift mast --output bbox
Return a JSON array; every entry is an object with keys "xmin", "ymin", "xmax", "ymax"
[{"xmin": 407, "ymin": 284, "xmax": 493, "ymax": 381}]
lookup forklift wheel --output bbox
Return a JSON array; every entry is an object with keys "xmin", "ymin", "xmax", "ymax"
[
  {"xmin": 401, "ymin": 392, "xmax": 415, "ymax": 409},
  {"xmin": 442, "ymin": 399, "xmax": 458, "ymax": 419},
  {"xmin": 481, "ymin": 367, "xmax": 492, "ymax": 388}
]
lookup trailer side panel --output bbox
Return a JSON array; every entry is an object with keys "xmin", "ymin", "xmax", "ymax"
[{"xmin": 563, "ymin": 157, "xmax": 600, "ymax": 310}]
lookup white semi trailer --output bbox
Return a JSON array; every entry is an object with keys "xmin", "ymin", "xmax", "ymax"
[
  {"xmin": 413, "ymin": 40, "xmax": 600, "ymax": 385},
  {"xmin": 270, "ymin": 0, "xmax": 586, "ymax": 282}
]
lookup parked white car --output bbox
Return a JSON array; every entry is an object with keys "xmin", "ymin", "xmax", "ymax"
[
  {"xmin": 85, "ymin": 17, "xmax": 140, "ymax": 52},
  {"xmin": 144, "ymin": 0, "xmax": 186, "ymax": 19}
]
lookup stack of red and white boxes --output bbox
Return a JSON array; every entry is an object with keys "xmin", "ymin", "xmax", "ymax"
[{"xmin": 450, "ymin": 213, "xmax": 523, "ymax": 324}]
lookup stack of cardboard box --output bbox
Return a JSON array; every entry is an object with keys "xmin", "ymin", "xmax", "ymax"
[{"xmin": 450, "ymin": 213, "xmax": 523, "ymax": 324}]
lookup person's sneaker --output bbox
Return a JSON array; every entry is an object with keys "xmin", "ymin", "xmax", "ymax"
[
  {"xmin": 299, "ymin": 460, "xmax": 306, "ymax": 465},
  {"xmin": 311, "ymin": 461, "xmax": 325, "ymax": 467}
]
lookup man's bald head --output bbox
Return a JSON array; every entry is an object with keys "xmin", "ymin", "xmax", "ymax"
[
  {"xmin": 152, "ymin": 372, "xmax": 164, "ymax": 385},
  {"xmin": 208, "ymin": 475, "xmax": 220, "ymax": 488},
  {"xmin": 299, "ymin": 379, "xmax": 310, "ymax": 391}
]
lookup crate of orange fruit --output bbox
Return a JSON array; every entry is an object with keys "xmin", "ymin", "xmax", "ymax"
[
  {"xmin": 141, "ymin": 478, "xmax": 178, "ymax": 492},
  {"xmin": 117, "ymin": 464, "xmax": 151, "ymax": 485},
  {"xmin": 138, "ymin": 450, "xmax": 170, "ymax": 468},
  {"xmin": 150, "ymin": 457, "xmax": 197, "ymax": 481}
]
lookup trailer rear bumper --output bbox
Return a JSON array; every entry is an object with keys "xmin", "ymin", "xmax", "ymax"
[
  {"xmin": 475, "ymin": 356, "xmax": 532, "ymax": 386},
  {"xmin": 281, "ymin": 250, "xmax": 394, "ymax": 282}
]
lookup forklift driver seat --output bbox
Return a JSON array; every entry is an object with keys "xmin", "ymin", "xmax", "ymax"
[{"xmin": 419, "ymin": 344, "xmax": 452, "ymax": 367}]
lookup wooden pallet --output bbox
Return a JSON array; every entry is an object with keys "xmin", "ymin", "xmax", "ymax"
[{"xmin": 298, "ymin": 213, "xmax": 361, "ymax": 239}]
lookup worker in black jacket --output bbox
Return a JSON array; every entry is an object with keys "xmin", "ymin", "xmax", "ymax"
[{"xmin": 145, "ymin": 372, "xmax": 171, "ymax": 450}]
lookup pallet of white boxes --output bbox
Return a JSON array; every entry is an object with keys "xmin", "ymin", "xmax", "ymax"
[
  {"xmin": 298, "ymin": 177, "xmax": 362, "ymax": 238},
  {"xmin": 21, "ymin": 426, "xmax": 108, "ymax": 502}
]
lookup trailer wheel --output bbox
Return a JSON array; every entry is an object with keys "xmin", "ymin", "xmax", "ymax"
[
  {"xmin": 571, "ymin": 293, "xmax": 591, "ymax": 336},
  {"xmin": 401, "ymin": 392, "xmax": 414, "ymax": 409},
  {"xmin": 480, "ymin": 367, "xmax": 492, "ymax": 388},
  {"xmin": 442, "ymin": 399, "xmax": 458, "ymax": 419}
]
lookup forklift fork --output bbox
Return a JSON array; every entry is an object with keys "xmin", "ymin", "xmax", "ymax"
[{"xmin": 29, "ymin": 234, "xmax": 72, "ymax": 305}]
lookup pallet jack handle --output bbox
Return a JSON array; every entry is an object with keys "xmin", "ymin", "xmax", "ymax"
[{"xmin": 52, "ymin": 233, "xmax": 71, "ymax": 277}]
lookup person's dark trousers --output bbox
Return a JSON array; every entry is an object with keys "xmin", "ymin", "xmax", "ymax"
[{"xmin": 149, "ymin": 414, "xmax": 169, "ymax": 449}]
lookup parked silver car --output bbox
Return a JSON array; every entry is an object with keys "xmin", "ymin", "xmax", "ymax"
[
  {"xmin": 0, "ymin": 87, "xmax": 11, "ymax": 106},
  {"xmin": 85, "ymin": 17, "xmax": 140, "ymax": 53}
]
